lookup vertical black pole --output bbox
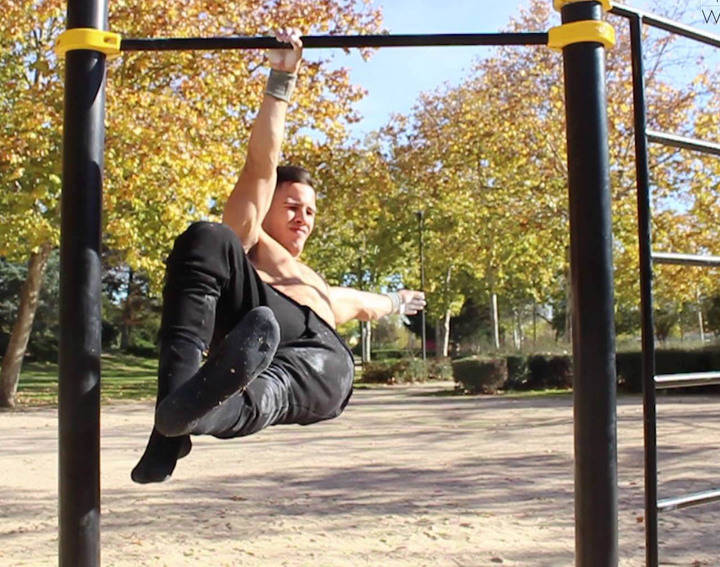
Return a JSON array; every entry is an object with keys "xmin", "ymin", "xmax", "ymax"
[
  {"xmin": 628, "ymin": 14, "xmax": 658, "ymax": 567},
  {"xmin": 59, "ymin": 0, "xmax": 107, "ymax": 565},
  {"xmin": 416, "ymin": 211, "xmax": 427, "ymax": 360},
  {"xmin": 560, "ymin": 2, "xmax": 618, "ymax": 565}
]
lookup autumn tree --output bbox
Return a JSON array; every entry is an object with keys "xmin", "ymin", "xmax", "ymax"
[
  {"xmin": 379, "ymin": 0, "xmax": 720, "ymax": 352},
  {"xmin": 0, "ymin": 0, "xmax": 383, "ymax": 407}
]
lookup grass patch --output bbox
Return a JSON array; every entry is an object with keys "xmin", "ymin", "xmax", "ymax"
[{"xmin": 15, "ymin": 353, "xmax": 157, "ymax": 406}]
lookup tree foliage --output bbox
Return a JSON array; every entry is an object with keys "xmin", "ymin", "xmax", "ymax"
[
  {"xmin": 370, "ymin": 0, "xmax": 720, "ymax": 346},
  {"xmin": 0, "ymin": 0, "xmax": 384, "ymax": 405}
]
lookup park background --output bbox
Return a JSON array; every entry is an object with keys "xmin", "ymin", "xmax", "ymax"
[{"xmin": 2, "ymin": 0, "xmax": 720, "ymax": 405}]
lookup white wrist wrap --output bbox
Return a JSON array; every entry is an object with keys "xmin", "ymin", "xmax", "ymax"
[
  {"xmin": 265, "ymin": 69, "xmax": 296, "ymax": 102},
  {"xmin": 386, "ymin": 292, "xmax": 402, "ymax": 314}
]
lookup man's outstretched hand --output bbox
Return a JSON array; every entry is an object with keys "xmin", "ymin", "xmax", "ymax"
[
  {"xmin": 397, "ymin": 290, "xmax": 426, "ymax": 316},
  {"xmin": 267, "ymin": 28, "xmax": 303, "ymax": 74}
]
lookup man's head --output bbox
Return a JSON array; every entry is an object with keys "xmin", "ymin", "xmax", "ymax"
[{"xmin": 262, "ymin": 165, "xmax": 317, "ymax": 258}]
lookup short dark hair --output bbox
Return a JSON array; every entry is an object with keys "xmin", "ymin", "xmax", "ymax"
[{"xmin": 276, "ymin": 165, "xmax": 314, "ymax": 189}]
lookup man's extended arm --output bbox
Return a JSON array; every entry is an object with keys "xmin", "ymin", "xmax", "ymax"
[
  {"xmin": 222, "ymin": 29, "xmax": 302, "ymax": 251},
  {"xmin": 329, "ymin": 287, "xmax": 426, "ymax": 326}
]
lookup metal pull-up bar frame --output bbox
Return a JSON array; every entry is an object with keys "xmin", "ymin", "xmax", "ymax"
[
  {"xmin": 613, "ymin": 3, "xmax": 720, "ymax": 566},
  {"xmin": 58, "ymin": 1, "xmax": 617, "ymax": 566}
]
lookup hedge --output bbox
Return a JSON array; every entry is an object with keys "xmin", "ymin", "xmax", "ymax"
[
  {"xmin": 360, "ymin": 347, "xmax": 720, "ymax": 394},
  {"xmin": 451, "ymin": 357, "xmax": 507, "ymax": 394},
  {"xmin": 526, "ymin": 354, "xmax": 573, "ymax": 390},
  {"xmin": 359, "ymin": 357, "xmax": 452, "ymax": 384},
  {"xmin": 617, "ymin": 347, "xmax": 720, "ymax": 393}
]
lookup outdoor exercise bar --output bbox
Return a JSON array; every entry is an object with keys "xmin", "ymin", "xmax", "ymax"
[
  {"xmin": 120, "ymin": 33, "xmax": 550, "ymax": 51},
  {"xmin": 58, "ymin": 1, "xmax": 617, "ymax": 565}
]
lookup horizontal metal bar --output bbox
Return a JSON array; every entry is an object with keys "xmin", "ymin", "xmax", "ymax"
[
  {"xmin": 647, "ymin": 130, "xmax": 720, "ymax": 157},
  {"xmin": 655, "ymin": 372, "xmax": 720, "ymax": 389},
  {"xmin": 652, "ymin": 252, "xmax": 720, "ymax": 267},
  {"xmin": 611, "ymin": 4, "xmax": 720, "ymax": 49},
  {"xmin": 120, "ymin": 32, "xmax": 549, "ymax": 52},
  {"xmin": 658, "ymin": 489, "xmax": 720, "ymax": 512}
]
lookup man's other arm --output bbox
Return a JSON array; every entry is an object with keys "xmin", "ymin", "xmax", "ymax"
[{"xmin": 329, "ymin": 287, "xmax": 426, "ymax": 326}]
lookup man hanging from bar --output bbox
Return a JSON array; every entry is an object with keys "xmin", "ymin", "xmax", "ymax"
[{"xmin": 131, "ymin": 28, "xmax": 426, "ymax": 484}]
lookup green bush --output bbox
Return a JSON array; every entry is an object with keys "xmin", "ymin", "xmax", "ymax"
[
  {"xmin": 365, "ymin": 349, "xmax": 408, "ymax": 361},
  {"xmin": 617, "ymin": 347, "xmax": 720, "ymax": 393},
  {"xmin": 548, "ymin": 355, "xmax": 573, "ymax": 388},
  {"xmin": 452, "ymin": 356, "xmax": 507, "ymax": 394},
  {"xmin": 526, "ymin": 354, "xmax": 573, "ymax": 389},
  {"xmin": 505, "ymin": 355, "xmax": 530, "ymax": 390},
  {"xmin": 616, "ymin": 351, "xmax": 642, "ymax": 393},
  {"xmin": 359, "ymin": 358, "xmax": 429, "ymax": 384},
  {"xmin": 359, "ymin": 360, "xmax": 396, "ymax": 383},
  {"xmin": 444, "ymin": 347, "xmax": 720, "ymax": 395},
  {"xmin": 427, "ymin": 357, "xmax": 453, "ymax": 381}
]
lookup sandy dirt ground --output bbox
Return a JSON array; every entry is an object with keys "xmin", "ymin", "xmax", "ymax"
[{"xmin": 1, "ymin": 382, "xmax": 719, "ymax": 566}]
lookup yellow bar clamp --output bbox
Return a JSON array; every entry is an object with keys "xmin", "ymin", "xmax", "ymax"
[
  {"xmin": 547, "ymin": 20, "xmax": 615, "ymax": 50},
  {"xmin": 55, "ymin": 28, "xmax": 122, "ymax": 58},
  {"xmin": 554, "ymin": 0, "xmax": 612, "ymax": 12}
]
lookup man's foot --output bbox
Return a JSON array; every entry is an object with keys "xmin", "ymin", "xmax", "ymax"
[
  {"xmin": 155, "ymin": 306, "xmax": 280, "ymax": 438},
  {"xmin": 130, "ymin": 429, "xmax": 192, "ymax": 484}
]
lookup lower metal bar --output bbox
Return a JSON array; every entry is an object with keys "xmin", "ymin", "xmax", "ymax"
[
  {"xmin": 647, "ymin": 130, "xmax": 720, "ymax": 157},
  {"xmin": 658, "ymin": 489, "xmax": 720, "ymax": 512},
  {"xmin": 120, "ymin": 32, "xmax": 549, "ymax": 52},
  {"xmin": 654, "ymin": 372, "xmax": 720, "ymax": 389},
  {"xmin": 652, "ymin": 252, "xmax": 720, "ymax": 267}
]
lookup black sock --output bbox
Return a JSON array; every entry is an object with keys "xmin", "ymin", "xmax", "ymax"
[{"xmin": 131, "ymin": 337, "xmax": 203, "ymax": 484}]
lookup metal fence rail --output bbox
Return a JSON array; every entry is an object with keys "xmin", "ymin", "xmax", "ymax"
[
  {"xmin": 658, "ymin": 489, "xmax": 720, "ymax": 512},
  {"xmin": 654, "ymin": 372, "xmax": 720, "ymax": 389},
  {"xmin": 647, "ymin": 130, "xmax": 720, "ymax": 157},
  {"xmin": 652, "ymin": 252, "xmax": 720, "ymax": 267}
]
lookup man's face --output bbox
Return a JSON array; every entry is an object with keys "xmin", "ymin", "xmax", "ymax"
[{"xmin": 262, "ymin": 181, "xmax": 317, "ymax": 257}]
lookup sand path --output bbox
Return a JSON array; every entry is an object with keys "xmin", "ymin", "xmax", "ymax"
[{"xmin": 1, "ymin": 383, "xmax": 719, "ymax": 566}]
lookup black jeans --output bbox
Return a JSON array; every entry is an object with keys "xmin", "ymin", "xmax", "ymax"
[{"xmin": 159, "ymin": 221, "xmax": 354, "ymax": 437}]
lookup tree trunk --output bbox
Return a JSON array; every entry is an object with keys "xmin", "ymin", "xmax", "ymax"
[
  {"xmin": 361, "ymin": 320, "xmax": 371, "ymax": 363},
  {"xmin": 564, "ymin": 249, "xmax": 572, "ymax": 343},
  {"xmin": 564, "ymin": 277, "xmax": 572, "ymax": 343},
  {"xmin": 698, "ymin": 306, "xmax": 705, "ymax": 343},
  {"xmin": 512, "ymin": 309, "xmax": 521, "ymax": 350},
  {"xmin": 435, "ymin": 309, "xmax": 451, "ymax": 358},
  {"xmin": 436, "ymin": 265, "xmax": 452, "ymax": 358},
  {"xmin": 491, "ymin": 293, "xmax": 500, "ymax": 350},
  {"xmin": 120, "ymin": 267, "xmax": 134, "ymax": 350},
  {"xmin": 0, "ymin": 244, "xmax": 52, "ymax": 408}
]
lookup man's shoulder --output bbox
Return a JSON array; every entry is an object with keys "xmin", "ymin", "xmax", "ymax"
[
  {"xmin": 253, "ymin": 231, "xmax": 290, "ymax": 257},
  {"xmin": 296, "ymin": 259, "xmax": 327, "ymax": 284},
  {"xmin": 252, "ymin": 234, "xmax": 326, "ymax": 280}
]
